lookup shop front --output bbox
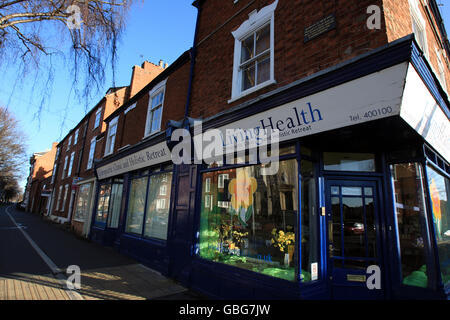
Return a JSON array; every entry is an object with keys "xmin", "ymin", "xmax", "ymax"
[
  {"xmin": 91, "ymin": 139, "xmax": 175, "ymax": 274},
  {"xmin": 183, "ymin": 39, "xmax": 449, "ymax": 299},
  {"xmin": 72, "ymin": 178, "xmax": 96, "ymax": 237}
]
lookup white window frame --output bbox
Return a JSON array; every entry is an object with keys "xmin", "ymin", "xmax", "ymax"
[
  {"xmin": 74, "ymin": 129, "xmax": 79, "ymax": 145},
  {"xmin": 218, "ymin": 201, "xmax": 230, "ymax": 209},
  {"xmin": 156, "ymin": 198, "xmax": 166, "ymax": 210},
  {"xmin": 205, "ymin": 178, "xmax": 211, "ymax": 193},
  {"xmin": 51, "ymin": 163, "xmax": 57, "ymax": 184},
  {"xmin": 205, "ymin": 194, "xmax": 211, "ymax": 210},
  {"xmin": 56, "ymin": 185, "xmax": 63, "ymax": 211},
  {"xmin": 435, "ymin": 48, "xmax": 447, "ymax": 91},
  {"xmin": 67, "ymin": 152, "xmax": 75, "ymax": 177},
  {"xmin": 218, "ymin": 174, "xmax": 229, "ymax": 189},
  {"xmin": 63, "ymin": 155, "xmax": 68, "ymax": 179},
  {"xmin": 87, "ymin": 137, "xmax": 97, "ymax": 170},
  {"xmin": 144, "ymin": 79, "xmax": 167, "ymax": 138},
  {"xmin": 160, "ymin": 185, "xmax": 167, "ymax": 196},
  {"xmin": 67, "ymin": 135, "xmax": 72, "ymax": 151},
  {"xmin": 61, "ymin": 184, "xmax": 69, "ymax": 212},
  {"xmin": 94, "ymin": 108, "xmax": 102, "ymax": 129},
  {"xmin": 104, "ymin": 116, "xmax": 118, "ymax": 156},
  {"xmin": 229, "ymin": 0, "xmax": 278, "ymax": 103},
  {"xmin": 144, "ymin": 79, "xmax": 167, "ymax": 139},
  {"xmin": 409, "ymin": 0, "xmax": 429, "ymax": 60}
]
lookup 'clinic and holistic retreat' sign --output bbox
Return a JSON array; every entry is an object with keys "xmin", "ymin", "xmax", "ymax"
[{"xmin": 96, "ymin": 141, "xmax": 171, "ymax": 180}]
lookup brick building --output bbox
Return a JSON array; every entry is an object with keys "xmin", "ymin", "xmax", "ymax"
[
  {"xmin": 163, "ymin": 0, "xmax": 449, "ymax": 299},
  {"xmin": 48, "ymin": 61, "xmax": 166, "ymax": 237},
  {"xmin": 90, "ymin": 51, "xmax": 191, "ymax": 271},
  {"xmin": 24, "ymin": 143, "xmax": 58, "ymax": 215}
]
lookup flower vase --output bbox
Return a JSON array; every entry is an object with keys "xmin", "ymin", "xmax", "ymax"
[{"xmin": 284, "ymin": 253, "xmax": 290, "ymax": 267}]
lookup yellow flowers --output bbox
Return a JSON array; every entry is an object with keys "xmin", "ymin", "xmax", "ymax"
[{"xmin": 271, "ymin": 229, "xmax": 295, "ymax": 253}]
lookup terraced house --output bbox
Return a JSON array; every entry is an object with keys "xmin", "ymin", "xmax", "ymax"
[{"xmin": 47, "ymin": 61, "xmax": 166, "ymax": 237}]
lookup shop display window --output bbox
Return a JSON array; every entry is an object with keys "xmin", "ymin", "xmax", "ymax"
[
  {"xmin": 125, "ymin": 177, "xmax": 148, "ymax": 235},
  {"xmin": 198, "ymin": 159, "xmax": 307, "ymax": 282},
  {"xmin": 391, "ymin": 163, "xmax": 430, "ymax": 288},
  {"xmin": 144, "ymin": 172, "xmax": 173, "ymax": 240},
  {"xmin": 95, "ymin": 180, "xmax": 123, "ymax": 228},
  {"xmin": 426, "ymin": 165, "xmax": 450, "ymax": 286},
  {"xmin": 125, "ymin": 169, "xmax": 173, "ymax": 240},
  {"xmin": 74, "ymin": 183, "xmax": 93, "ymax": 222},
  {"xmin": 95, "ymin": 184, "xmax": 111, "ymax": 226}
]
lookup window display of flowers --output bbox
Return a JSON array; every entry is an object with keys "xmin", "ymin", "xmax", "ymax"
[{"xmin": 271, "ymin": 229, "xmax": 295, "ymax": 253}]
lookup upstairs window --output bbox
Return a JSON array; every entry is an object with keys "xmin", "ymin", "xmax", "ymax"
[
  {"xmin": 94, "ymin": 108, "xmax": 102, "ymax": 129},
  {"xmin": 51, "ymin": 163, "xmax": 57, "ymax": 184},
  {"xmin": 74, "ymin": 129, "xmax": 79, "ymax": 145},
  {"xmin": 61, "ymin": 184, "xmax": 69, "ymax": 212},
  {"xmin": 67, "ymin": 135, "xmax": 72, "ymax": 151},
  {"xmin": 409, "ymin": 0, "xmax": 428, "ymax": 59},
  {"xmin": 87, "ymin": 137, "xmax": 97, "ymax": 170},
  {"xmin": 63, "ymin": 155, "xmax": 69, "ymax": 179},
  {"xmin": 56, "ymin": 185, "xmax": 63, "ymax": 211},
  {"xmin": 67, "ymin": 152, "xmax": 75, "ymax": 177},
  {"xmin": 145, "ymin": 80, "xmax": 166, "ymax": 137},
  {"xmin": 230, "ymin": 0, "xmax": 277, "ymax": 102},
  {"xmin": 436, "ymin": 49, "xmax": 447, "ymax": 91},
  {"xmin": 105, "ymin": 116, "xmax": 118, "ymax": 156}
]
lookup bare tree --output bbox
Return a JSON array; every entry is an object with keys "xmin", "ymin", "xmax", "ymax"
[
  {"xmin": 0, "ymin": 106, "xmax": 27, "ymax": 200},
  {"xmin": 0, "ymin": 0, "xmax": 134, "ymax": 115}
]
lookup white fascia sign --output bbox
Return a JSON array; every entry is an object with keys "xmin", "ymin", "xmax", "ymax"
[
  {"xmin": 400, "ymin": 63, "xmax": 450, "ymax": 161},
  {"xmin": 96, "ymin": 141, "xmax": 171, "ymax": 180},
  {"xmin": 213, "ymin": 62, "xmax": 409, "ymax": 151}
]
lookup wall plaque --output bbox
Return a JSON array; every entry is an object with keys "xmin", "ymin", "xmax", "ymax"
[{"xmin": 304, "ymin": 14, "xmax": 336, "ymax": 43}]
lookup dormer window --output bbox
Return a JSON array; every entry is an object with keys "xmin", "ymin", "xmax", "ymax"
[{"xmin": 230, "ymin": 0, "xmax": 278, "ymax": 102}]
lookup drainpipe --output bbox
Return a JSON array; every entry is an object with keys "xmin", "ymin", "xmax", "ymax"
[{"xmin": 183, "ymin": 3, "xmax": 202, "ymax": 122}]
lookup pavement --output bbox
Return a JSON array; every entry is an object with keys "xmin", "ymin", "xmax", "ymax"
[{"xmin": 0, "ymin": 204, "xmax": 205, "ymax": 300}]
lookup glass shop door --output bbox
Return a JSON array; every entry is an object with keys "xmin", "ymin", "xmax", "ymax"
[{"xmin": 325, "ymin": 179, "xmax": 385, "ymax": 299}]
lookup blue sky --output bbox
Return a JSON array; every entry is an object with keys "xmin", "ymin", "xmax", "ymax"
[
  {"xmin": 0, "ymin": 1, "xmax": 449, "ymax": 190},
  {"xmin": 0, "ymin": 1, "xmax": 198, "ymax": 189}
]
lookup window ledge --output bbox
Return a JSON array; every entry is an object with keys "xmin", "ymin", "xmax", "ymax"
[
  {"xmin": 103, "ymin": 151, "xmax": 113, "ymax": 158},
  {"xmin": 228, "ymin": 79, "xmax": 276, "ymax": 104},
  {"xmin": 142, "ymin": 130, "xmax": 161, "ymax": 141}
]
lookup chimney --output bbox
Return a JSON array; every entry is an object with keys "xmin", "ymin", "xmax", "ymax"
[
  {"xmin": 159, "ymin": 60, "xmax": 164, "ymax": 68},
  {"xmin": 129, "ymin": 60, "xmax": 165, "ymax": 98}
]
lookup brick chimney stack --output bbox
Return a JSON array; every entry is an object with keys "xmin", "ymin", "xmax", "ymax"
[{"xmin": 129, "ymin": 60, "xmax": 165, "ymax": 99}]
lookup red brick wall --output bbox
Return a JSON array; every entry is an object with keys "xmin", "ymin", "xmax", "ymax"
[
  {"xmin": 383, "ymin": 0, "xmax": 450, "ymax": 94},
  {"xmin": 114, "ymin": 59, "xmax": 191, "ymax": 151},
  {"xmin": 190, "ymin": 0, "xmax": 389, "ymax": 119},
  {"xmin": 129, "ymin": 61, "xmax": 165, "ymax": 98}
]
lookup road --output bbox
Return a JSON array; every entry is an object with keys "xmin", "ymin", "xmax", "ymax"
[{"xmin": 0, "ymin": 204, "xmax": 201, "ymax": 300}]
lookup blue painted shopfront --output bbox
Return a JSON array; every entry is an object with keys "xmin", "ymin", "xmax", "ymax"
[{"xmin": 89, "ymin": 36, "xmax": 449, "ymax": 300}]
